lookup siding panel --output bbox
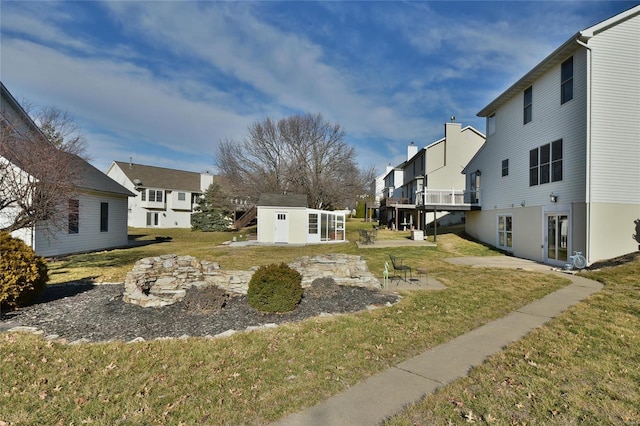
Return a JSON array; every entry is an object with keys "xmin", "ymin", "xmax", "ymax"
[{"xmin": 589, "ymin": 16, "xmax": 640, "ymax": 203}]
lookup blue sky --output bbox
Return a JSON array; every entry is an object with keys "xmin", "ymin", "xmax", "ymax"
[{"xmin": 1, "ymin": 1, "xmax": 636, "ymax": 175}]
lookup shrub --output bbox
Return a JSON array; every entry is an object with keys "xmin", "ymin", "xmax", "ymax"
[
  {"xmin": 0, "ymin": 232, "xmax": 48, "ymax": 309},
  {"xmin": 247, "ymin": 263, "xmax": 303, "ymax": 313},
  {"xmin": 182, "ymin": 285, "xmax": 230, "ymax": 314},
  {"xmin": 305, "ymin": 277, "xmax": 341, "ymax": 299}
]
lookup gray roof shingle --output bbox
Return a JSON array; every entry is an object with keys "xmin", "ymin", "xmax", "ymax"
[
  {"xmin": 114, "ymin": 161, "xmax": 206, "ymax": 192},
  {"xmin": 257, "ymin": 193, "xmax": 308, "ymax": 207}
]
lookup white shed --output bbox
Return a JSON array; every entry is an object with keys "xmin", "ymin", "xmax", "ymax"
[{"xmin": 256, "ymin": 194, "xmax": 346, "ymax": 245}]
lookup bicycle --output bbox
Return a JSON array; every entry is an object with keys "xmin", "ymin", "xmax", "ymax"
[{"xmin": 570, "ymin": 251, "xmax": 587, "ymax": 269}]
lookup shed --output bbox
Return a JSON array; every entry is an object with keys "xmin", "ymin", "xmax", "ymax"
[{"xmin": 256, "ymin": 193, "xmax": 346, "ymax": 244}]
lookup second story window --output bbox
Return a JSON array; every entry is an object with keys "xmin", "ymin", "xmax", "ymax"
[
  {"xmin": 530, "ymin": 139, "xmax": 563, "ymax": 186},
  {"xmin": 178, "ymin": 192, "xmax": 186, "ymax": 201},
  {"xmin": 561, "ymin": 56, "xmax": 573, "ymax": 104},
  {"xmin": 487, "ymin": 113, "xmax": 496, "ymax": 135},
  {"xmin": 502, "ymin": 159, "xmax": 509, "ymax": 177},
  {"xmin": 524, "ymin": 86, "xmax": 533, "ymax": 124},
  {"xmin": 148, "ymin": 190, "xmax": 163, "ymax": 202}
]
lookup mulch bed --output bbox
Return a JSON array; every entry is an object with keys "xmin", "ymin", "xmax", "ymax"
[{"xmin": 1, "ymin": 282, "xmax": 399, "ymax": 343}]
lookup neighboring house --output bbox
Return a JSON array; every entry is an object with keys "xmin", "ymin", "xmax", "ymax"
[
  {"xmin": 1, "ymin": 82, "xmax": 133, "ymax": 257},
  {"xmin": 256, "ymin": 193, "xmax": 346, "ymax": 244},
  {"xmin": 106, "ymin": 161, "xmax": 214, "ymax": 228},
  {"xmin": 380, "ymin": 122, "xmax": 486, "ymax": 231},
  {"xmin": 463, "ymin": 5, "xmax": 640, "ymax": 267},
  {"xmin": 366, "ymin": 163, "xmax": 395, "ymax": 222}
]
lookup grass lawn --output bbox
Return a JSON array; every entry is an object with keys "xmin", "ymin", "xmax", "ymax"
[{"xmin": 1, "ymin": 220, "xmax": 637, "ymax": 425}]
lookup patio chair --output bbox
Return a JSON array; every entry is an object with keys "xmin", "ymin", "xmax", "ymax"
[{"xmin": 389, "ymin": 254, "xmax": 412, "ymax": 282}]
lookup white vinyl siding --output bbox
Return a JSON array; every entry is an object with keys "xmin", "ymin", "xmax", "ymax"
[
  {"xmin": 33, "ymin": 193, "xmax": 129, "ymax": 257},
  {"xmin": 467, "ymin": 48, "xmax": 587, "ymax": 211},
  {"xmin": 589, "ymin": 14, "xmax": 640, "ymax": 204}
]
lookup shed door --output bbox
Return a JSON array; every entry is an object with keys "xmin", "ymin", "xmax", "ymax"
[{"xmin": 274, "ymin": 212, "xmax": 289, "ymax": 243}]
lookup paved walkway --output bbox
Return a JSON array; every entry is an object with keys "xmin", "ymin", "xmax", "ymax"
[{"xmin": 274, "ymin": 256, "xmax": 603, "ymax": 426}]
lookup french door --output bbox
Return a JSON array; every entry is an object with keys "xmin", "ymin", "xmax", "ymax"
[{"xmin": 545, "ymin": 213, "xmax": 569, "ymax": 264}]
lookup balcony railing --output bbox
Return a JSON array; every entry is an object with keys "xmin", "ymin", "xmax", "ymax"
[{"xmin": 416, "ymin": 189, "xmax": 480, "ymax": 206}]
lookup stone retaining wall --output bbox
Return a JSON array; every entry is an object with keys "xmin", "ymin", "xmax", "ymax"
[{"xmin": 123, "ymin": 254, "xmax": 381, "ymax": 307}]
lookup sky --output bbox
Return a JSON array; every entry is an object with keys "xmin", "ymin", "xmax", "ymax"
[{"xmin": 1, "ymin": 1, "xmax": 636, "ymax": 175}]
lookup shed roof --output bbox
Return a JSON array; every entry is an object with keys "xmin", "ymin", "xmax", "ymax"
[{"xmin": 257, "ymin": 193, "xmax": 308, "ymax": 208}]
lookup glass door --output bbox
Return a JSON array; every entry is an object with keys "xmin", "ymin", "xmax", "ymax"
[{"xmin": 545, "ymin": 214, "xmax": 569, "ymax": 264}]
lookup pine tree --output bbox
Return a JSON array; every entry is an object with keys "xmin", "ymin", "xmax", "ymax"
[{"xmin": 191, "ymin": 182, "xmax": 233, "ymax": 232}]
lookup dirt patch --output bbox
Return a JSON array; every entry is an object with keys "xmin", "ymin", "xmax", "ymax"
[
  {"xmin": 587, "ymin": 251, "xmax": 640, "ymax": 270},
  {"xmin": 1, "ymin": 282, "xmax": 399, "ymax": 343}
]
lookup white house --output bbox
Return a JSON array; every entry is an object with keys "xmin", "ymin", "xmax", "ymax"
[
  {"xmin": 381, "ymin": 122, "xmax": 486, "ymax": 231},
  {"xmin": 256, "ymin": 193, "xmax": 346, "ymax": 244},
  {"xmin": 1, "ymin": 82, "xmax": 133, "ymax": 257},
  {"xmin": 106, "ymin": 161, "xmax": 214, "ymax": 228},
  {"xmin": 463, "ymin": 5, "xmax": 640, "ymax": 267}
]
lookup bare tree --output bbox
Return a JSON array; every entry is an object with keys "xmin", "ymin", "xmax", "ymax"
[
  {"xmin": 1, "ymin": 90, "xmax": 86, "ymax": 234},
  {"xmin": 21, "ymin": 101, "xmax": 88, "ymax": 157},
  {"xmin": 216, "ymin": 113, "xmax": 375, "ymax": 210}
]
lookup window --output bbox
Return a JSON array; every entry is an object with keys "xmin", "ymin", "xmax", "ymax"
[
  {"xmin": 100, "ymin": 202, "xmax": 109, "ymax": 232},
  {"xmin": 487, "ymin": 113, "xmax": 496, "ymax": 135},
  {"xmin": 501, "ymin": 159, "xmax": 509, "ymax": 177},
  {"xmin": 308, "ymin": 213, "xmax": 318, "ymax": 234},
  {"xmin": 68, "ymin": 199, "xmax": 79, "ymax": 234},
  {"xmin": 146, "ymin": 212, "xmax": 159, "ymax": 226},
  {"xmin": 497, "ymin": 215, "xmax": 513, "ymax": 250},
  {"xmin": 523, "ymin": 86, "xmax": 532, "ymax": 124},
  {"xmin": 178, "ymin": 192, "xmax": 186, "ymax": 201},
  {"xmin": 530, "ymin": 140, "xmax": 563, "ymax": 186},
  {"xmin": 561, "ymin": 56, "xmax": 573, "ymax": 104},
  {"xmin": 148, "ymin": 189, "xmax": 163, "ymax": 202},
  {"xmin": 141, "ymin": 190, "xmax": 146, "ymax": 201}
]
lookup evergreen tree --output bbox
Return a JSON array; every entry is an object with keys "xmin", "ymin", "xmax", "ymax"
[{"xmin": 191, "ymin": 182, "xmax": 233, "ymax": 232}]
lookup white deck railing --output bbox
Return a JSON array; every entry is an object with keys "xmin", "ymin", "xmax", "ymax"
[{"xmin": 416, "ymin": 189, "xmax": 480, "ymax": 206}]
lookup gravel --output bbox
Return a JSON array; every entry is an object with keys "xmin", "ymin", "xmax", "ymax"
[{"xmin": 1, "ymin": 282, "xmax": 399, "ymax": 343}]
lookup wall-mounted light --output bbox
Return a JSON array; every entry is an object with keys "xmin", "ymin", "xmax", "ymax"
[
  {"xmin": 550, "ymin": 192, "xmax": 558, "ymax": 203},
  {"xmin": 475, "ymin": 169, "xmax": 482, "ymax": 176},
  {"xmin": 521, "ymin": 200, "xmax": 526, "ymax": 207}
]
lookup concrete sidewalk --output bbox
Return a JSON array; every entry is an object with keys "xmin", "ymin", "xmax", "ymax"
[{"xmin": 273, "ymin": 257, "xmax": 603, "ymax": 426}]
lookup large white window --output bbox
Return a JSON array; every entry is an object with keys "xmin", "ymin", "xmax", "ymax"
[
  {"xmin": 497, "ymin": 215, "xmax": 513, "ymax": 250},
  {"xmin": 530, "ymin": 140, "xmax": 563, "ymax": 186}
]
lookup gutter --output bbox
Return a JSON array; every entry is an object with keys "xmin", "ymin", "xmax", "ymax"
[{"xmin": 575, "ymin": 33, "xmax": 592, "ymax": 265}]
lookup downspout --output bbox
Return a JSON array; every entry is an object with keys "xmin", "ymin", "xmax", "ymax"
[{"xmin": 576, "ymin": 35, "xmax": 592, "ymax": 265}]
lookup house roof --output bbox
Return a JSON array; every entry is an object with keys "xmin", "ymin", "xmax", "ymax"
[
  {"xmin": 257, "ymin": 193, "xmax": 308, "ymax": 208},
  {"xmin": 112, "ymin": 161, "xmax": 208, "ymax": 192},
  {"xmin": 477, "ymin": 5, "xmax": 640, "ymax": 117},
  {"xmin": 1, "ymin": 81, "xmax": 133, "ymax": 198},
  {"xmin": 72, "ymin": 155, "xmax": 135, "ymax": 196}
]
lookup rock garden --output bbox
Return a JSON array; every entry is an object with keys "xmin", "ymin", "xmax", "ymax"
[{"xmin": 2, "ymin": 254, "xmax": 399, "ymax": 343}]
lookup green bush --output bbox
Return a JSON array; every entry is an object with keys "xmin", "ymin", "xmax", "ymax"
[
  {"xmin": 247, "ymin": 263, "xmax": 303, "ymax": 313},
  {"xmin": 0, "ymin": 232, "xmax": 48, "ymax": 309}
]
